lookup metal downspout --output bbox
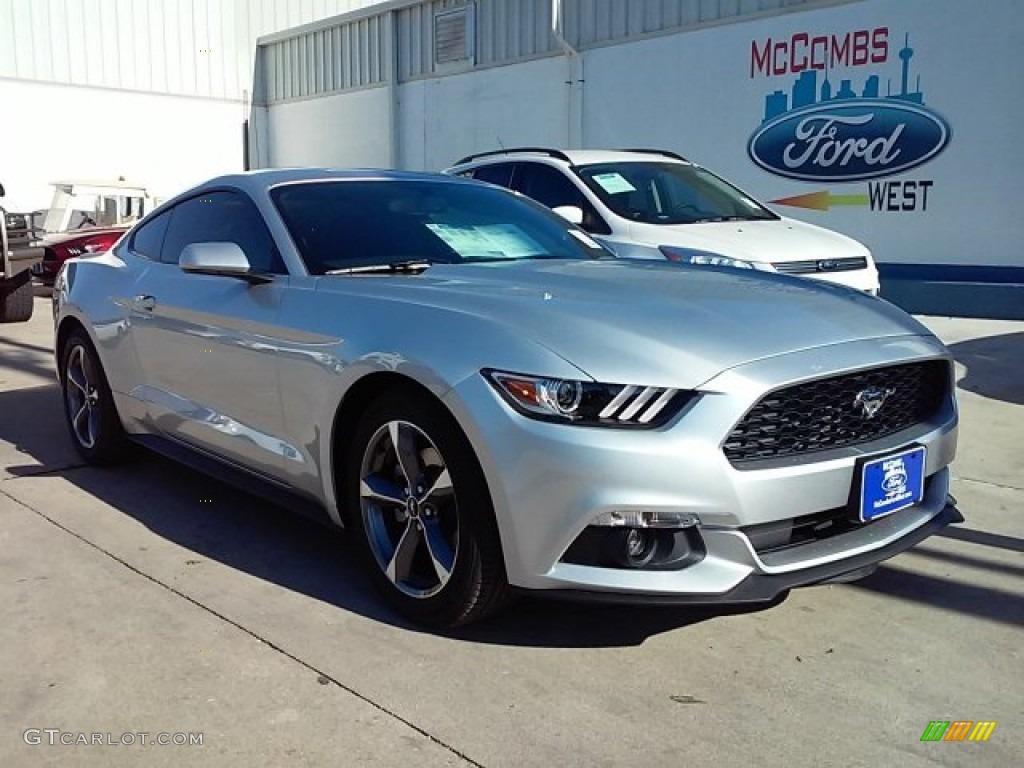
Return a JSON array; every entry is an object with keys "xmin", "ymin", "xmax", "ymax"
[
  {"xmin": 387, "ymin": 10, "xmax": 401, "ymax": 169},
  {"xmin": 551, "ymin": 0, "xmax": 584, "ymax": 148}
]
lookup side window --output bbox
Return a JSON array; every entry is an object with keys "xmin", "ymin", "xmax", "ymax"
[
  {"xmin": 129, "ymin": 210, "xmax": 171, "ymax": 261},
  {"xmin": 469, "ymin": 163, "xmax": 515, "ymax": 189},
  {"xmin": 515, "ymin": 163, "xmax": 611, "ymax": 235},
  {"xmin": 159, "ymin": 190, "xmax": 285, "ymax": 273}
]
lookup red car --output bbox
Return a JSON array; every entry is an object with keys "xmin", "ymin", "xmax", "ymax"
[
  {"xmin": 29, "ymin": 180, "xmax": 159, "ymax": 284},
  {"xmin": 34, "ymin": 227, "xmax": 127, "ymax": 284}
]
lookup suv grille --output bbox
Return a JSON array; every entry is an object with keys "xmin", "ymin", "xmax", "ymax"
[
  {"xmin": 724, "ymin": 360, "xmax": 948, "ymax": 464},
  {"xmin": 772, "ymin": 256, "xmax": 868, "ymax": 275}
]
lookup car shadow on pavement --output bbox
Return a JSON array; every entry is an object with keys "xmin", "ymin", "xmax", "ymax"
[
  {"xmin": 849, "ymin": 563, "xmax": 1024, "ymax": 627},
  {"xmin": 937, "ymin": 525, "xmax": 1024, "ymax": 553},
  {"xmin": 445, "ymin": 596, "xmax": 786, "ymax": 647},
  {"xmin": 948, "ymin": 331, "xmax": 1024, "ymax": 406},
  {"xmin": 0, "ymin": 384, "xmax": 83, "ymax": 473},
  {"xmin": 46, "ymin": 454, "xmax": 773, "ymax": 646},
  {"xmin": 0, "ymin": 383, "xmax": 775, "ymax": 647},
  {"xmin": 0, "ymin": 335, "xmax": 58, "ymax": 384}
]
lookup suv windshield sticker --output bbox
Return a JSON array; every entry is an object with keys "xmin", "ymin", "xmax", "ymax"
[
  {"xmin": 590, "ymin": 172, "xmax": 637, "ymax": 195},
  {"xmin": 425, "ymin": 223, "xmax": 544, "ymax": 260}
]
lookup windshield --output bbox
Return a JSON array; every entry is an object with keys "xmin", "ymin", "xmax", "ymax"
[
  {"xmin": 574, "ymin": 162, "xmax": 778, "ymax": 225},
  {"xmin": 271, "ymin": 179, "xmax": 610, "ymax": 275}
]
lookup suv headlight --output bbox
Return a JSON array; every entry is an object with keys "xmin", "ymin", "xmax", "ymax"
[
  {"xmin": 484, "ymin": 370, "xmax": 693, "ymax": 427},
  {"xmin": 658, "ymin": 245, "xmax": 755, "ymax": 270}
]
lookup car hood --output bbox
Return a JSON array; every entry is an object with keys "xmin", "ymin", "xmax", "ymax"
[
  {"xmin": 317, "ymin": 259, "xmax": 931, "ymax": 388},
  {"xmin": 631, "ymin": 217, "xmax": 870, "ymax": 264}
]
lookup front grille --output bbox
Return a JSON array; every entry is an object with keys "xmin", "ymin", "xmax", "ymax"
[
  {"xmin": 772, "ymin": 256, "xmax": 868, "ymax": 274},
  {"xmin": 724, "ymin": 360, "xmax": 948, "ymax": 464}
]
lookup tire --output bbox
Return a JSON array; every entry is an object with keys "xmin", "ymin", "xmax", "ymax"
[
  {"xmin": 0, "ymin": 277, "xmax": 33, "ymax": 323},
  {"xmin": 345, "ymin": 392, "xmax": 512, "ymax": 628},
  {"xmin": 59, "ymin": 328, "xmax": 129, "ymax": 465}
]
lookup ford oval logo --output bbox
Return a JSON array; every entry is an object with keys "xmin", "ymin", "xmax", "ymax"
[
  {"xmin": 748, "ymin": 99, "xmax": 951, "ymax": 182},
  {"xmin": 882, "ymin": 469, "xmax": 907, "ymax": 494}
]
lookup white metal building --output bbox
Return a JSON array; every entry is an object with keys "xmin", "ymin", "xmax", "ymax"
[
  {"xmin": 251, "ymin": 0, "xmax": 1024, "ymax": 317},
  {"xmin": 0, "ymin": 0, "xmax": 381, "ymax": 211}
]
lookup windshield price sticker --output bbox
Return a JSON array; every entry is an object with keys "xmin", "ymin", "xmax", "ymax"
[
  {"xmin": 591, "ymin": 173, "xmax": 637, "ymax": 195},
  {"xmin": 425, "ymin": 223, "xmax": 543, "ymax": 260}
]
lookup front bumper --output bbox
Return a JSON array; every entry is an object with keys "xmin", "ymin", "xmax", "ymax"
[
  {"xmin": 445, "ymin": 335, "xmax": 958, "ymax": 602},
  {"xmin": 538, "ymin": 484, "xmax": 961, "ymax": 605}
]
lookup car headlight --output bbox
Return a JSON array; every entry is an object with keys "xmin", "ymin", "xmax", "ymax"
[
  {"xmin": 658, "ymin": 245, "xmax": 755, "ymax": 270},
  {"xmin": 483, "ymin": 370, "xmax": 693, "ymax": 427}
]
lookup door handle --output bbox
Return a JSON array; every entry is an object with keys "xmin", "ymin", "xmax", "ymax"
[{"xmin": 132, "ymin": 294, "xmax": 156, "ymax": 311}]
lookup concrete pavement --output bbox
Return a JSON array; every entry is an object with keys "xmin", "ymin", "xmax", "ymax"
[{"xmin": 1, "ymin": 296, "xmax": 1021, "ymax": 767}]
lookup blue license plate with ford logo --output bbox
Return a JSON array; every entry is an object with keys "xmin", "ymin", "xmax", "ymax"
[{"xmin": 859, "ymin": 446, "xmax": 926, "ymax": 522}]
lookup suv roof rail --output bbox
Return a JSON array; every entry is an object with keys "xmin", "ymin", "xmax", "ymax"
[
  {"xmin": 453, "ymin": 147, "xmax": 572, "ymax": 166},
  {"xmin": 617, "ymin": 148, "xmax": 688, "ymax": 162}
]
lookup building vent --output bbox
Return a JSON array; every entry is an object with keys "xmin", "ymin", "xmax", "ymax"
[{"xmin": 434, "ymin": 4, "xmax": 476, "ymax": 66}]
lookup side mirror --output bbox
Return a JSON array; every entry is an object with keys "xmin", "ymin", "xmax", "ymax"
[
  {"xmin": 552, "ymin": 205, "xmax": 584, "ymax": 226},
  {"xmin": 180, "ymin": 242, "xmax": 272, "ymax": 284},
  {"xmin": 0, "ymin": 182, "xmax": 5, "ymax": 197}
]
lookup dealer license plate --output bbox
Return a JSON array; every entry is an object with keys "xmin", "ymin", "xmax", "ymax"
[{"xmin": 859, "ymin": 446, "xmax": 926, "ymax": 522}]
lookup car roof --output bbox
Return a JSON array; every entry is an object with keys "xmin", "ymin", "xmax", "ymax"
[
  {"xmin": 199, "ymin": 167, "xmax": 470, "ymax": 192},
  {"xmin": 449, "ymin": 149, "xmax": 689, "ymax": 169},
  {"xmin": 158, "ymin": 168, "xmax": 479, "ymax": 211}
]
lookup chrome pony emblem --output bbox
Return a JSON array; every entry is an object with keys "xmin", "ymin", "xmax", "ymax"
[{"xmin": 854, "ymin": 386, "xmax": 895, "ymax": 419}]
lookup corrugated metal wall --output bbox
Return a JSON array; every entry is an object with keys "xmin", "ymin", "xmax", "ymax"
[
  {"xmin": 256, "ymin": 0, "xmax": 854, "ymax": 105},
  {"xmin": 563, "ymin": 0, "xmax": 826, "ymax": 47},
  {"xmin": 261, "ymin": 12, "xmax": 390, "ymax": 102},
  {"xmin": 396, "ymin": 0, "xmax": 557, "ymax": 79},
  {"xmin": 476, "ymin": 0, "xmax": 557, "ymax": 66},
  {"xmin": 0, "ymin": 0, "xmax": 380, "ymax": 100},
  {"xmin": 0, "ymin": 0, "xmax": 853, "ymax": 103}
]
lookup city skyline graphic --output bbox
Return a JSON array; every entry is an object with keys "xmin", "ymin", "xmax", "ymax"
[{"xmin": 762, "ymin": 34, "xmax": 926, "ymax": 123}]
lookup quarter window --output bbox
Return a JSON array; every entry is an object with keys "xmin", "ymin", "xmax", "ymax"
[{"xmin": 129, "ymin": 210, "xmax": 171, "ymax": 261}]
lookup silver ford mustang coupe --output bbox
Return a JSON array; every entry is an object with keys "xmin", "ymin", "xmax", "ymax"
[{"xmin": 52, "ymin": 169, "xmax": 960, "ymax": 627}]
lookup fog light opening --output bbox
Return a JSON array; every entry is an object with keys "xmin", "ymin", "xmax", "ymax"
[
  {"xmin": 561, "ymin": 526, "xmax": 706, "ymax": 571},
  {"xmin": 619, "ymin": 528, "xmax": 658, "ymax": 568}
]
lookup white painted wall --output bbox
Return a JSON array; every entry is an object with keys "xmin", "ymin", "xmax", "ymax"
[
  {"xmin": 397, "ymin": 56, "xmax": 570, "ymax": 171},
  {"xmin": 0, "ymin": 80, "xmax": 243, "ymax": 211},
  {"xmin": 263, "ymin": 86, "xmax": 394, "ymax": 169},
  {"xmin": 263, "ymin": 54, "xmax": 569, "ymax": 175}
]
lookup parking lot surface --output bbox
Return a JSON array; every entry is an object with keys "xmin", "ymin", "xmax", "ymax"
[{"xmin": 1, "ymin": 296, "xmax": 1021, "ymax": 767}]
